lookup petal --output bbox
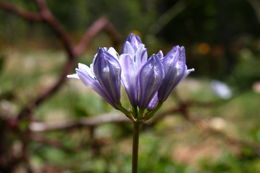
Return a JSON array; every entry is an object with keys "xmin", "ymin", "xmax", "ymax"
[
  {"xmin": 161, "ymin": 46, "xmax": 179, "ymax": 71},
  {"xmin": 107, "ymin": 47, "xmax": 119, "ymax": 58},
  {"xmin": 147, "ymin": 92, "xmax": 158, "ymax": 110},
  {"xmin": 158, "ymin": 47, "xmax": 180, "ymax": 101},
  {"xmin": 78, "ymin": 63, "xmax": 95, "ymax": 78},
  {"xmin": 67, "ymin": 73, "xmax": 79, "ymax": 79},
  {"xmin": 119, "ymin": 54, "xmax": 138, "ymax": 106},
  {"xmin": 158, "ymin": 46, "xmax": 194, "ymax": 102},
  {"xmin": 125, "ymin": 33, "xmax": 142, "ymax": 50},
  {"xmin": 122, "ymin": 41, "xmax": 135, "ymax": 55},
  {"xmin": 156, "ymin": 50, "xmax": 164, "ymax": 59},
  {"xmin": 184, "ymin": 67, "xmax": 195, "ymax": 78},
  {"xmin": 75, "ymin": 67, "xmax": 115, "ymax": 107},
  {"xmin": 135, "ymin": 44, "xmax": 148, "ymax": 68},
  {"xmin": 138, "ymin": 55, "xmax": 164, "ymax": 109},
  {"xmin": 93, "ymin": 48, "xmax": 121, "ymax": 104}
]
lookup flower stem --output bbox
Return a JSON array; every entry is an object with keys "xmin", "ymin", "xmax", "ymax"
[{"xmin": 132, "ymin": 121, "xmax": 140, "ymax": 173}]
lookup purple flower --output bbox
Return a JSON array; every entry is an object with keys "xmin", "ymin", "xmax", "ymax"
[
  {"xmin": 68, "ymin": 33, "xmax": 194, "ymax": 119},
  {"xmin": 119, "ymin": 34, "xmax": 148, "ymax": 107},
  {"xmin": 120, "ymin": 34, "xmax": 194, "ymax": 111},
  {"xmin": 67, "ymin": 47, "xmax": 121, "ymax": 108},
  {"xmin": 158, "ymin": 46, "xmax": 194, "ymax": 102}
]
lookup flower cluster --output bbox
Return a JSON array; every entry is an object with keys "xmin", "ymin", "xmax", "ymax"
[{"xmin": 68, "ymin": 34, "xmax": 194, "ymax": 121}]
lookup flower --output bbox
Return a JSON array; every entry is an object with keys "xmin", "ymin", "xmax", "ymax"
[
  {"xmin": 119, "ymin": 34, "xmax": 148, "ymax": 107},
  {"xmin": 67, "ymin": 47, "xmax": 121, "ymax": 108},
  {"xmin": 158, "ymin": 46, "xmax": 194, "ymax": 102},
  {"xmin": 120, "ymin": 34, "xmax": 194, "ymax": 111},
  {"xmin": 68, "ymin": 33, "xmax": 194, "ymax": 120}
]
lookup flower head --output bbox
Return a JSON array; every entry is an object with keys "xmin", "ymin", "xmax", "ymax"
[
  {"xmin": 68, "ymin": 33, "xmax": 194, "ymax": 120},
  {"xmin": 68, "ymin": 47, "xmax": 121, "ymax": 108},
  {"xmin": 119, "ymin": 34, "xmax": 194, "ymax": 111}
]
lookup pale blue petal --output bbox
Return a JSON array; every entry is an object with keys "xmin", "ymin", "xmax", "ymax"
[
  {"xmin": 124, "ymin": 34, "xmax": 142, "ymax": 50},
  {"xmin": 158, "ymin": 46, "xmax": 194, "ymax": 101},
  {"xmin": 67, "ymin": 74, "xmax": 79, "ymax": 79},
  {"xmin": 122, "ymin": 41, "xmax": 135, "ymax": 55},
  {"xmin": 135, "ymin": 44, "xmax": 148, "ymax": 68},
  {"xmin": 119, "ymin": 54, "xmax": 138, "ymax": 106},
  {"xmin": 75, "ymin": 67, "xmax": 115, "ymax": 107},
  {"xmin": 138, "ymin": 55, "xmax": 163, "ymax": 109},
  {"xmin": 147, "ymin": 93, "xmax": 158, "ymax": 110},
  {"xmin": 93, "ymin": 48, "xmax": 121, "ymax": 104}
]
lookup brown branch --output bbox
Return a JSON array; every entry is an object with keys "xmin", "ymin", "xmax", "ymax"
[
  {"xmin": 0, "ymin": 1, "xmax": 42, "ymax": 21},
  {"xmin": 35, "ymin": 0, "xmax": 74, "ymax": 58},
  {"xmin": 29, "ymin": 105, "xmax": 186, "ymax": 133},
  {"xmin": 29, "ymin": 106, "xmax": 182, "ymax": 133},
  {"xmin": 74, "ymin": 16, "xmax": 121, "ymax": 56},
  {"xmin": 103, "ymin": 22, "xmax": 122, "ymax": 49},
  {"xmin": 147, "ymin": 107, "xmax": 182, "ymax": 126},
  {"xmin": 31, "ymin": 133, "xmax": 71, "ymax": 151},
  {"xmin": 30, "ymin": 113, "xmax": 129, "ymax": 132},
  {"xmin": 30, "ymin": 101, "xmax": 260, "ymax": 155},
  {"xmin": 74, "ymin": 16, "xmax": 109, "ymax": 56}
]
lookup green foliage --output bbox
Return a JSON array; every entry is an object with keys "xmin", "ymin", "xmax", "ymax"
[{"xmin": 200, "ymin": 153, "xmax": 260, "ymax": 173}]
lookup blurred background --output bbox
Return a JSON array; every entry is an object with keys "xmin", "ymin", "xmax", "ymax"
[{"xmin": 0, "ymin": 0, "xmax": 259, "ymax": 172}]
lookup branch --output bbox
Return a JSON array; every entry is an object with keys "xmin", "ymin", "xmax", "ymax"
[
  {"xmin": 30, "ymin": 101, "xmax": 260, "ymax": 155},
  {"xmin": 103, "ymin": 22, "xmax": 121, "ymax": 49},
  {"xmin": 147, "ymin": 107, "xmax": 182, "ymax": 125},
  {"xmin": 74, "ymin": 16, "xmax": 109, "ymax": 56},
  {"xmin": 35, "ymin": 0, "xmax": 74, "ymax": 58},
  {"xmin": 30, "ymin": 113, "xmax": 129, "ymax": 132},
  {"xmin": 31, "ymin": 133, "xmax": 72, "ymax": 151},
  {"xmin": 74, "ymin": 16, "xmax": 121, "ymax": 56},
  {"xmin": 0, "ymin": 1, "xmax": 42, "ymax": 21}
]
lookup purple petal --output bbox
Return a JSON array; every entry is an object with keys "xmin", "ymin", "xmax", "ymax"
[
  {"xmin": 107, "ymin": 47, "xmax": 119, "ymax": 58},
  {"xmin": 122, "ymin": 41, "xmax": 135, "ymax": 55},
  {"xmin": 147, "ymin": 93, "xmax": 159, "ymax": 110},
  {"xmin": 158, "ymin": 46, "xmax": 193, "ymax": 102},
  {"xmin": 138, "ymin": 54, "xmax": 164, "ymax": 109},
  {"xmin": 93, "ymin": 48, "xmax": 121, "ymax": 105},
  {"xmin": 74, "ymin": 64, "xmax": 115, "ymax": 107},
  {"xmin": 119, "ymin": 54, "xmax": 138, "ymax": 106},
  {"xmin": 135, "ymin": 44, "xmax": 148, "ymax": 68},
  {"xmin": 156, "ymin": 50, "xmax": 164, "ymax": 59},
  {"xmin": 124, "ymin": 34, "xmax": 142, "ymax": 51}
]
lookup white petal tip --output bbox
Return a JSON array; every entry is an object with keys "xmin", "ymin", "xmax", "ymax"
[
  {"xmin": 67, "ymin": 74, "xmax": 79, "ymax": 79},
  {"xmin": 188, "ymin": 68, "xmax": 195, "ymax": 72}
]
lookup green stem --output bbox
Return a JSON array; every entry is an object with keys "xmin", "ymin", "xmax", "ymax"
[
  {"xmin": 132, "ymin": 121, "xmax": 140, "ymax": 173},
  {"xmin": 117, "ymin": 104, "xmax": 134, "ymax": 121},
  {"xmin": 143, "ymin": 102, "xmax": 163, "ymax": 120}
]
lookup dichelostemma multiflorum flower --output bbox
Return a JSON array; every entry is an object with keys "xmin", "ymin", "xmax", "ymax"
[{"xmin": 68, "ymin": 34, "xmax": 194, "ymax": 120}]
